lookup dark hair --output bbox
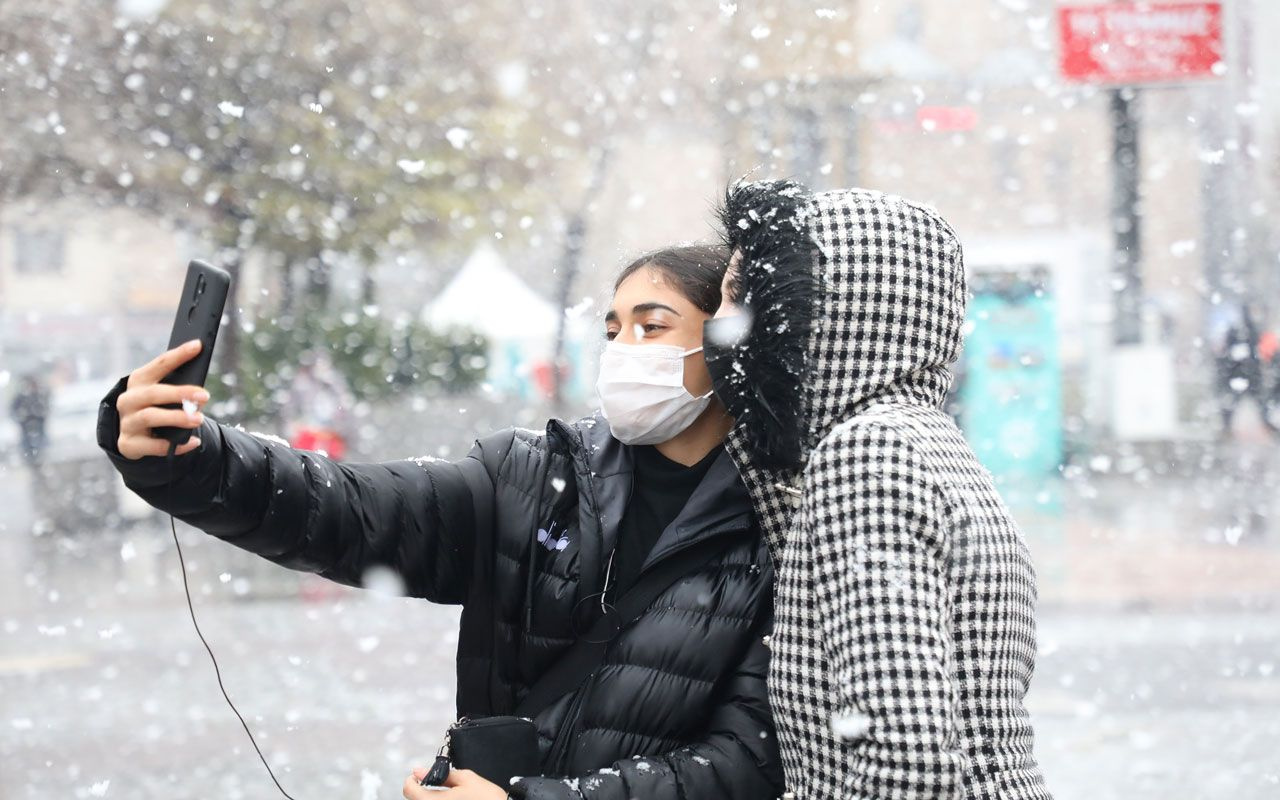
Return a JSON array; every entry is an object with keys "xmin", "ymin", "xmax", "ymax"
[{"xmin": 614, "ymin": 245, "xmax": 730, "ymax": 316}]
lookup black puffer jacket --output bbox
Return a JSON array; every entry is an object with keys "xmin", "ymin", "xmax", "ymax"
[{"xmin": 97, "ymin": 379, "xmax": 783, "ymax": 800}]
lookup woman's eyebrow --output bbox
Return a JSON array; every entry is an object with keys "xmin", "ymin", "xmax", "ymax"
[
  {"xmin": 632, "ymin": 302, "xmax": 682, "ymax": 317},
  {"xmin": 604, "ymin": 303, "xmax": 682, "ymax": 323}
]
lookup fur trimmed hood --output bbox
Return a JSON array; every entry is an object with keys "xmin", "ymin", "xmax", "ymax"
[
  {"xmin": 711, "ymin": 179, "xmax": 968, "ymax": 547},
  {"xmin": 704, "ymin": 179, "xmax": 818, "ymax": 472}
]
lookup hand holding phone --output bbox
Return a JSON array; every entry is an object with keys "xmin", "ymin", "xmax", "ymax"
[
  {"xmin": 115, "ymin": 340, "xmax": 211, "ymax": 459},
  {"xmin": 155, "ymin": 260, "xmax": 229, "ymax": 445},
  {"xmin": 115, "ymin": 260, "xmax": 231, "ymax": 458}
]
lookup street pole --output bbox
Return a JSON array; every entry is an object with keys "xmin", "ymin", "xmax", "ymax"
[
  {"xmin": 549, "ymin": 146, "xmax": 611, "ymax": 413},
  {"xmin": 1110, "ymin": 87, "xmax": 1143, "ymax": 346}
]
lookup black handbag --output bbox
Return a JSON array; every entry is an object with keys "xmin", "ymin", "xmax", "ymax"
[
  {"xmin": 423, "ymin": 715, "xmax": 541, "ymax": 790},
  {"xmin": 422, "ymin": 535, "xmax": 732, "ymax": 789}
]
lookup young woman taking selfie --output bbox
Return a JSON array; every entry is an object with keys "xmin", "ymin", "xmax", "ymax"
[{"xmin": 97, "ymin": 246, "xmax": 783, "ymax": 800}]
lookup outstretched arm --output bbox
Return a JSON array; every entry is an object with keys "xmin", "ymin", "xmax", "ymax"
[{"xmin": 97, "ymin": 343, "xmax": 502, "ymax": 603}]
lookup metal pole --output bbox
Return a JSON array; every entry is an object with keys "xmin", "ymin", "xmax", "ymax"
[
  {"xmin": 549, "ymin": 147, "xmax": 611, "ymax": 412},
  {"xmin": 1110, "ymin": 87, "xmax": 1143, "ymax": 346}
]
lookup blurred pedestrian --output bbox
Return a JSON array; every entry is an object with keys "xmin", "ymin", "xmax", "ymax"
[
  {"xmin": 284, "ymin": 352, "xmax": 354, "ymax": 459},
  {"xmin": 1216, "ymin": 303, "xmax": 1279, "ymax": 438},
  {"xmin": 1260, "ymin": 314, "xmax": 1280, "ymax": 429},
  {"xmin": 10, "ymin": 374, "xmax": 49, "ymax": 469}
]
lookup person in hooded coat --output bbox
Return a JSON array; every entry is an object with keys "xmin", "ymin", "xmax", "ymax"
[
  {"xmin": 1215, "ymin": 303, "xmax": 1279, "ymax": 438},
  {"xmin": 702, "ymin": 180, "xmax": 1053, "ymax": 800},
  {"xmin": 96, "ymin": 245, "xmax": 783, "ymax": 800}
]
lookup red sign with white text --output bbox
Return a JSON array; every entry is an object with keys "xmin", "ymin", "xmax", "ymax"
[{"xmin": 1058, "ymin": 2, "xmax": 1224, "ymax": 85}]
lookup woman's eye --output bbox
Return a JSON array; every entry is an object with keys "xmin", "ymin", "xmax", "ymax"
[
  {"xmin": 605, "ymin": 330, "xmax": 618, "ymax": 341},
  {"xmin": 643, "ymin": 324, "xmax": 666, "ymax": 334}
]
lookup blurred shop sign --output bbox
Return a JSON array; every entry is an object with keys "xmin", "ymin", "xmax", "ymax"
[
  {"xmin": 958, "ymin": 266, "xmax": 1064, "ymax": 479},
  {"xmin": 916, "ymin": 106, "xmax": 979, "ymax": 133},
  {"xmin": 1058, "ymin": 2, "xmax": 1224, "ymax": 85}
]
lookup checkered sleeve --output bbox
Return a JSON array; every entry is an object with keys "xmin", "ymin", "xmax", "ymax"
[{"xmin": 805, "ymin": 420, "xmax": 968, "ymax": 798}]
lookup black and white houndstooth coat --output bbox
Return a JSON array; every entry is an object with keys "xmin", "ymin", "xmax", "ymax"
[{"xmin": 707, "ymin": 182, "xmax": 1053, "ymax": 800}]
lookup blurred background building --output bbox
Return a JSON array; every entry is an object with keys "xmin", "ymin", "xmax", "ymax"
[{"xmin": 4, "ymin": 0, "xmax": 1278, "ymax": 452}]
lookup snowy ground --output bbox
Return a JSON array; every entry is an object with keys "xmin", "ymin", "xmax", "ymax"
[{"xmin": 2, "ymin": 441, "xmax": 1278, "ymax": 800}]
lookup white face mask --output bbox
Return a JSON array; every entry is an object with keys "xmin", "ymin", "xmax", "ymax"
[{"xmin": 596, "ymin": 341, "xmax": 713, "ymax": 445}]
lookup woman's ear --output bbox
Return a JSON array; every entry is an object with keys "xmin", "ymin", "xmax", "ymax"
[{"xmin": 715, "ymin": 250, "xmax": 743, "ymax": 319}]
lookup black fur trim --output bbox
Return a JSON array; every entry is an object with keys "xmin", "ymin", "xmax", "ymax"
[{"xmin": 706, "ymin": 178, "xmax": 817, "ymax": 471}]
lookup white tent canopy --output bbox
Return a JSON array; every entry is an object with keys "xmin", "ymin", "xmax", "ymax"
[
  {"xmin": 423, "ymin": 244, "xmax": 595, "ymax": 402},
  {"xmin": 423, "ymin": 244, "xmax": 559, "ymax": 340}
]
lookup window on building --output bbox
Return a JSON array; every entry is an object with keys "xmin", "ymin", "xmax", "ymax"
[
  {"xmin": 895, "ymin": 2, "xmax": 924, "ymax": 43},
  {"xmin": 13, "ymin": 227, "xmax": 67, "ymax": 274},
  {"xmin": 989, "ymin": 133, "xmax": 1023, "ymax": 194},
  {"xmin": 791, "ymin": 105, "xmax": 825, "ymax": 187}
]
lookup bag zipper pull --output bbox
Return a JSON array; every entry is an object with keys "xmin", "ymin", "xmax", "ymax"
[
  {"xmin": 421, "ymin": 754, "xmax": 451, "ymax": 787},
  {"xmin": 421, "ymin": 730, "xmax": 454, "ymax": 787}
]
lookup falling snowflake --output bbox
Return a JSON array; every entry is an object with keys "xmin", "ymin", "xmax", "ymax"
[
  {"xmin": 445, "ymin": 127, "xmax": 472, "ymax": 149},
  {"xmin": 830, "ymin": 710, "xmax": 872, "ymax": 740}
]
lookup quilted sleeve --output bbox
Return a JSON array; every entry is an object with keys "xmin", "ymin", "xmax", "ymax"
[
  {"xmin": 97, "ymin": 375, "xmax": 501, "ymax": 604},
  {"xmin": 805, "ymin": 420, "xmax": 968, "ymax": 798}
]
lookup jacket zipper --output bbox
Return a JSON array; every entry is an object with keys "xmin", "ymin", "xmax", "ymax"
[
  {"xmin": 547, "ymin": 679, "xmax": 591, "ymax": 774},
  {"xmin": 539, "ymin": 420, "xmax": 607, "ymax": 775},
  {"xmin": 538, "ymin": 423, "xmax": 755, "ymax": 772}
]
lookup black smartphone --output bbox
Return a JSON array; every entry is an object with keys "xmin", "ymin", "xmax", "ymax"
[{"xmin": 154, "ymin": 259, "xmax": 231, "ymax": 445}]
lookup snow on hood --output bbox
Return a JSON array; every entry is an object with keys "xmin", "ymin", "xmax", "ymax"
[{"xmin": 713, "ymin": 180, "xmax": 966, "ymax": 541}]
